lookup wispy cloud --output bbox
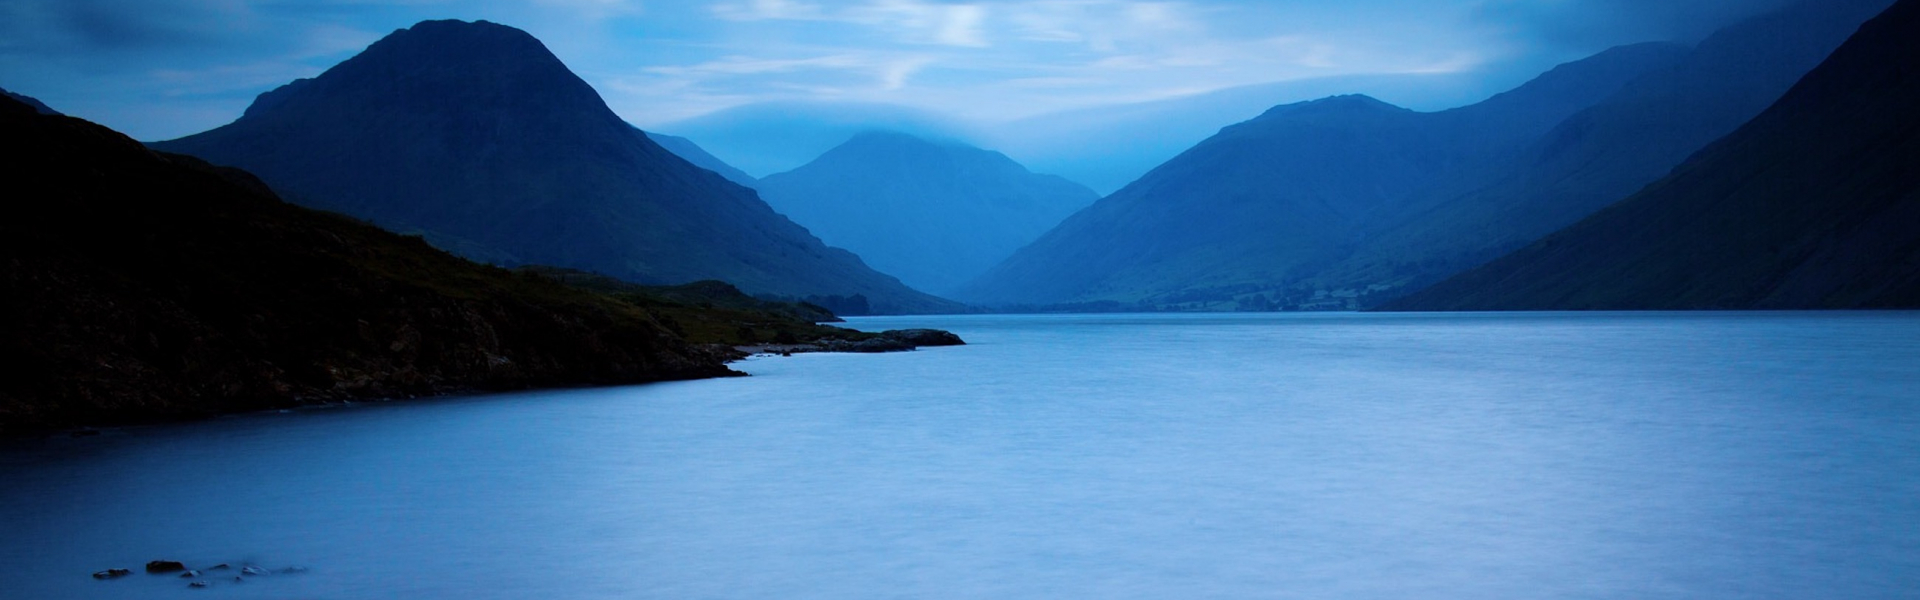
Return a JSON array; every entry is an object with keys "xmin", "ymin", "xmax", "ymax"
[{"xmin": 0, "ymin": 0, "xmax": 1801, "ymax": 141}]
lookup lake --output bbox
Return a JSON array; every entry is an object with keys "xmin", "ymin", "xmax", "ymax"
[{"xmin": 2, "ymin": 312, "xmax": 1916, "ymax": 599}]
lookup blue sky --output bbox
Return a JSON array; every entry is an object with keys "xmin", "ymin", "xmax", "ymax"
[{"xmin": 0, "ymin": 0, "xmax": 1791, "ymax": 142}]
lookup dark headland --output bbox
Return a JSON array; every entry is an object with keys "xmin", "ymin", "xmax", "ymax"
[{"xmin": 0, "ymin": 97, "xmax": 960, "ymax": 439}]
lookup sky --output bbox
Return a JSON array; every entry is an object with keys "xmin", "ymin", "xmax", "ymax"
[{"xmin": 0, "ymin": 0, "xmax": 1794, "ymax": 144}]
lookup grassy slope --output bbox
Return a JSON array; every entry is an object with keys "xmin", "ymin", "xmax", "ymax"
[
  {"xmin": 1385, "ymin": 0, "xmax": 1920, "ymax": 310},
  {"xmin": 0, "ymin": 98, "xmax": 780, "ymax": 435}
]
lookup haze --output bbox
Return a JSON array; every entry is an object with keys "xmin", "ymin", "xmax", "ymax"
[{"xmin": 3, "ymin": 0, "xmax": 1794, "ymax": 189}]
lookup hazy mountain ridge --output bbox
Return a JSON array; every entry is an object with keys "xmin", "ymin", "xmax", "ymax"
[
  {"xmin": 644, "ymin": 130, "xmax": 757, "ymax": 186},
  {"xmin": 956, "ymin": 41, "xmax": 1691, "ymax": 308},
  {"xmin": 152, "ymin": 20, "xmax": 959, "ymax": 315},
  {"xmin": 1334, "ymin": 0, "xmax": 1900, "ymax": 303},
  {"xmin": 960, "ymin": 0, "xmax": 1891, "ymax": 310},
  {"xmin": 754, "ymin": 131, "xmax": 1098, "ymax": 295},
  {"xmin": 1385, "ymin": 0, "xmax": 1920, "ymax": 310}
]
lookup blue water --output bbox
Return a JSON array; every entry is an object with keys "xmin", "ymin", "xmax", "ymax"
[{"xmin": 1, "ymin": 312, "xmax": 1916, "ymax": 599}]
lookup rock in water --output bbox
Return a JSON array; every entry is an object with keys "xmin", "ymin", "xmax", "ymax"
[
  {"xmin": 881, "ymin": 329, "xmax": 965, "ymax": 347},
  {"xmin": 145, "ymin": 560, "xmax": 187, "ymax": 573},
  {"xmin": 91, "ymin": 569, "xmax": 131, "ymax": 579}
]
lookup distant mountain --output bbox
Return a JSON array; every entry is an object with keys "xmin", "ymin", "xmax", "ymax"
[
  {"xmin": 754, "ymin": 131, "xmax": 1098, "ymax": 295},
  {"xmin": 1339, "ymin": 0, "xmax": 1898, "ymax": 302},
  {"xmin": 987, "ymin": 71, "xmax": 1494, "ymax": 195},
  {"xmin": 0, "ymin": 86, "xmax": 59, "ymax": 115},
  {"xmin": 956, "ymin": 41, "xmax": 1689, "ymax": 308},
  {"xmin": 1385, "ymin": 0, "xmax": 1920, "ymax": 310},
  {"xmin": 959, "ymin": 0, "xmax": 1892, "ymax": 310},
  {"xmin": 650, "ymin": 101, "xmax": 973, "ymax": 177},
  {"xmin": 0, "ymin": 94, "xmax": 739, "ymax": 436},
  {"xmin": 153, "ymin": 20, "xmax": 956, "ymax": 314},
  {"xmin": 643, "ymin": 130, "xmax": 756, "ymax": 186}
]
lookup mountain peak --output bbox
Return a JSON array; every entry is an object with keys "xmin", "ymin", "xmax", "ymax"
[
  {"xmin": 236, "ymin": 19, "xmax": 610, "ymax": 125},
  {"xmin": 1259, "ymin": 94, "xmax": 1405, "ymax": 119}
]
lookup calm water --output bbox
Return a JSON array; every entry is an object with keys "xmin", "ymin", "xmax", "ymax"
[{"xmin": 2, "ymin": 312, "xmax": 1917, "ymax": 599}]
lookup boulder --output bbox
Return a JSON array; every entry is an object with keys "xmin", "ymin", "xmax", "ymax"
[
  {"xmin": 145, "ymin": 560, "xmax": 187, "ymax": 573},
  {"xmin": 91, "ymin": 568, "xmax": 131, "ymax": 579}
]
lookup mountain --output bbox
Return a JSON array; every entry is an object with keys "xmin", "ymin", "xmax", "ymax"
[
  {"xmin": 1337, "ymin": 0, "xmax": 1899, "ymax": 302},
  {"xmin": 0, "ymin": 86, "xmax": 59, "ymax": 115},
  {"xmin": 643, "ymin": 130, "xmax": 757, "ymax": 186},
  {"xmin": 754, "ymin": 131, "xmax": 1098, "ymax": 295},
  {"xmin": 152, "ymin": 20, "xmax": 957, "ymax": 315},
  {"xmin": 1385, "ymin": 0, "xmax": 1920, "ymax": 311},
  {"xmin": 0, "ymin": 95, "xmax": 739, "ymax": 436},
  {"xmin": 956, "ymin": 41, "xmax": 1689, "ymax": 308},
  {"xmin": 650, "ymin": 101, "xmax": 973, "ymax": 177},
  {"xmin": 987, "ymin": 71, "xmax": 1496, "ymax": 195},
  {"xmin": 959, "ymin": 0, "xmax": 1891, "ymax": 310}
]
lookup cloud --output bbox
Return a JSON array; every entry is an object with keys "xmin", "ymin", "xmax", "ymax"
[
  {"xmin": 1469, "ymin": 0, "xmax": 1797, "ymax": 49},
  {"xmin": 715, "ymin": 0, "xmax": 993, "ymax": 47},
  {"xmin": 0, "ymin": 0, "xmax": 1825, "ymax": 143}
]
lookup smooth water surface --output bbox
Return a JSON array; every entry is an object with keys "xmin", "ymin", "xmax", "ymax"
[{"xmin": 2, "ymin": 312, "xmax": 1917, "ymax": 599}]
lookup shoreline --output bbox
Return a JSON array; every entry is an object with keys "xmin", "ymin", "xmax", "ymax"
[{"xmin": 7, "ymin": 328, "xmax": 965, "ymax": 441}]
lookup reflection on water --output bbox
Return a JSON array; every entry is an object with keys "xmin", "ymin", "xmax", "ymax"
[{"xmin": 2, "ymin": 312, "xmax": 1916, "ymax": 599}]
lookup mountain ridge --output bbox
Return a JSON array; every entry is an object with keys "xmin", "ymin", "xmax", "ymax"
[
  {"xmin": 755, "ymin": 131, "xmax": 1097, "ymax": 295},
  {"xmin": 955, "ymin": 40, "xmax": 1692, "ymax": 308},
  {"xmin": 152, "ymin": 19, "xmax": 959, "ymax": 314},
  {"xmin": 1384, "ymin": 0, "xmax": 1920, "ymax": 310}
]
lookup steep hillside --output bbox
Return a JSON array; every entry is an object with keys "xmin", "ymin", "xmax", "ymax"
[
  {"xmin": 957, "ymin": 42, "xmax": 1687, "ymax": 308},
  {"xmin": 644, "ymin": 130, "xmax": 757, "ymax": 186},
  {"xmin": 1386, "ymin": 0, "xmax": 1920, "ymax": 310},
  {"xmin": 153, "ymin": 20, "xmax": 957, "ymax": 314},
  {"xmin": 0, "ymin": 87, "xmax": 58, "ymax": 115},
  {"xmin": 755, "ymin": 131, "xmax": 1097, "ymax": 294},
  {"xmin": 0, "ymin": 96, "xmax": 737, "ymax": 436},
  {"xmin": 1339, "ymin": 0, "xmax": 1898, "ymax": 301}
]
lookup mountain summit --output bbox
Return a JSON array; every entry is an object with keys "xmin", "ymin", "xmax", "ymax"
[{"xmin": 155, "ymin": 20, "xmax": 955, "ymax": 314}]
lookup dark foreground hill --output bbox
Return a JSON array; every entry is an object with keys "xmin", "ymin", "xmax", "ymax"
[
  {"xmin": 0, "ymin": 97, "xmax": 957, "ymax": 437},
  {"xmin": 153, "ymin": 20, "xmax": 956, "ymax": 314},
  {"xmin": 1386, "ymin": 0, "xmax": 1920, "ymax": 310},
  {"xmin": 756, "ymin": 131, "xmax": 1097, "ymax": 295}
]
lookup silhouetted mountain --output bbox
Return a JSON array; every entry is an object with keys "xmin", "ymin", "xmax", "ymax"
[
  {"xmin": 957, "ymin": 42, "xmax": 1689, "ymax": 308},
  {"xmin": 0, "ymin": 87, "xmax": 58, "ymax": 115},
  {"xmin": 0, "ymin": 95, "xmax": 739, "ymax": 436},
  {"xmin": 1340, "ymin": 0, "xmax": 1898, "ymax": 302},
  {"xmin": 1386, "ymin": 0, "xmax": 1920, "ymax": 310},
  {"xmin": 153, "ymin": 20, "xmax": 957, "ymax": 314},
  {"xmin": 755, "ymin": 131, "xmax": 1098, "ymax": 295},
  {"xmin": 644, "ymin": 130, "xmax": 756, "ymax": 186}
]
